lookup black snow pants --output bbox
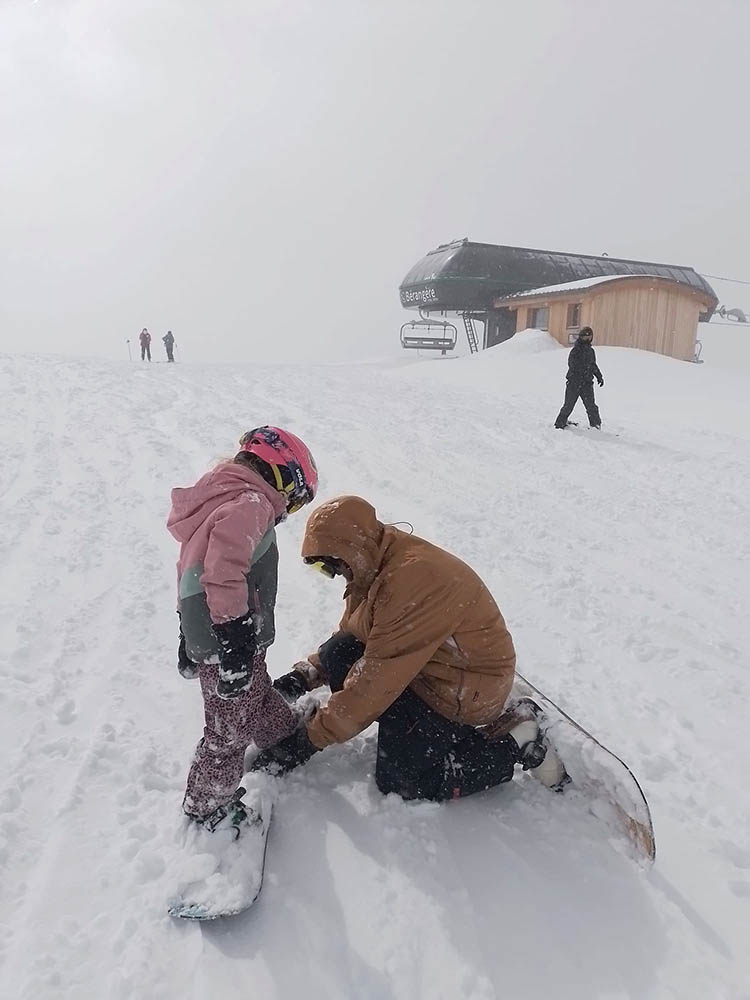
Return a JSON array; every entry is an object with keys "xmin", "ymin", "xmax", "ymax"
[
  {"xmin": 318, "ymin": 633, "xmax": 518, "ymax": 802},
  {"xmin": 166, "ymin": 345, "xmax": 174, "ymax": 362},
  {"xmin": 141, "ymin": 343, "xmax": 151, "ymax": 361},
  {"xmin": 555, "ymin": 380, "xmax": 600, "ymax": 428}
]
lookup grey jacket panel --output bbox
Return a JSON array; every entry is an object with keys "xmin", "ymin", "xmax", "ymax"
[
  {"xmin": 247, "ymin": 538, "xmax": 279, "ymax": 651},
  {"xmin": 181, "ymin": 591, "xmax": 220, "ymax": 664},
  {"xmin": 180, "ymin": 531, "xmax": 279, "ymax": 664}
]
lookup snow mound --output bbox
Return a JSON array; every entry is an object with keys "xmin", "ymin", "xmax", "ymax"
[{"xmin": 487, "ymin": 327, "xmax": 563, "ymax": 356}]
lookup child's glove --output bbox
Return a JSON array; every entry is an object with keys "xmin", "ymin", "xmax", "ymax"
[
  {"xmin": 177, "ymin": 611, "xmax": 199, "ymax": 679},
  {"xmin": 178, "ymin": 631, "xmax": 200, "ymax": 679},
  {"xmin": 212, "ymin": 615, "xmax": 256, "ymax": 699}
]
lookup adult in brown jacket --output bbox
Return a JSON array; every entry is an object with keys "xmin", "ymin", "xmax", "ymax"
[{"xmin": 254, "ymin": 496, "xmax": 555, "ymax": 801}]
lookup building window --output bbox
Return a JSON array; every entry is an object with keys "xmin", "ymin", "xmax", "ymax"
[
  {"xmin": 566, "ymin": 303, "xmax": 581, "ymax": 328},
  {"xmin": 528, "ymin": 307, "xmax": 549, "ymax": 330}
]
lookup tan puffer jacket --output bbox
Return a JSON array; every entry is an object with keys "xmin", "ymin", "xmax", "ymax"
[{"xmin": 302, "ymin": 496, "xmax": 516, "ymax": 748}]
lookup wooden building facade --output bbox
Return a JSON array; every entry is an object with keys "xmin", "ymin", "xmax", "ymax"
[{"xmin": 494, "ymin": 274, "xmax": 715, "ymax": 361}]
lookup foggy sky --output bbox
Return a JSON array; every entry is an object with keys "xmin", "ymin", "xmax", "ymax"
[{"xmin": 2, "ymin": 0, "xmax": 749, "ymax": 364}]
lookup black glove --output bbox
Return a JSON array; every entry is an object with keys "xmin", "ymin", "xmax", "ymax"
[
  {"xmin": 177, "ymin": 612, "xmax": 199, "ymax": 679},
  {"xmin": 272, "ymin": 669, "xmax": 309, "ymax": 701},
  {"xmin": 212, "ymin": 615, "xmax": 256, "ymax": 699},
  {"xmin": 597, "ymin": 376, "xmax": 604, "ymax": 387},
  {"xmin": 250, "ymin": 723, "xmax": 320, "ymax": 775},
  {"xmin": 178, "ymin": 631, "xmax": 200, "ymax": 680}
]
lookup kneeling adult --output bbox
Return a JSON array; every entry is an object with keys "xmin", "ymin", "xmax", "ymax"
[{"xmin": 256, "ymin": 496, "xmax": 562, "ymax": 799}]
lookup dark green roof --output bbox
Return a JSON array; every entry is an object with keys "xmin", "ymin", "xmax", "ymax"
[{"xmin": 399, "ymin": 240, "xmax": 717, "ymax": 317}]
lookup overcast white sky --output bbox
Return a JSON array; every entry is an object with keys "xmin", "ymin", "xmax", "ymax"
[{"xmin": 1, "ymin": 0, "xmax": 749, "ymax": 363}]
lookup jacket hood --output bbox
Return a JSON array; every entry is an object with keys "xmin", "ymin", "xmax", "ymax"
[
  {"xmin": 167, "ymin": 462, "xmax": 286, "ymax": 543},
  {"xmin": 301, "ymin": 496, "xmax": 385, "ymax": 591}
]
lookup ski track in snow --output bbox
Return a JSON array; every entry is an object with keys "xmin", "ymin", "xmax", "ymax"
[{"xmin": 0, "ymin": 341, "xmax": 748, "ymax": 1000}]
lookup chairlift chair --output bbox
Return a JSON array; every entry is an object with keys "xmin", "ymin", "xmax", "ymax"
[{"xmin": 399, "ymin": 317, "xmax": 458, "ymax": 355}]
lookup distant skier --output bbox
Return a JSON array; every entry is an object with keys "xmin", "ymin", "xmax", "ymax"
[
  {"xmin": 139, "ymin": 328, "xmax": 152, "ymax": 362},
  {"xmin": 167, "ymin": 427, "xmax": 318, "ymax": 832},
  {"xmin": 252, "ymin": 496, "xmax": 564, "ymax": 799},
  {"xmin": 554, "ymin": 326, "xmax": 604, "ymax": 429},
  {"xmin": 162, "ymin": 330, "xmax": 175, "ymax": 362}
]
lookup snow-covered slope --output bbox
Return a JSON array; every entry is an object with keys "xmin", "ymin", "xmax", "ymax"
[{"xmin": 0, "ymin": 336, "xmax": 748, "ymax": 1000}]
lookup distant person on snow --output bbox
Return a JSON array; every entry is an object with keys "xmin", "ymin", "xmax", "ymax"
[
  {"xmin": 162, "ymin": 330, "xmax": 175, "ymax": 362},
  {"xmin": 139, "ymin": 328, "xmax": 152, "ymax": 362},
  {"xmin": 167, "ymin": 427, "xmax": 318, "ymax": 831},
  {"xmin": 251, "ymin": 496, "xmax": 565, "ymax": 800},
  {"xmin": 554, "ymin": 326, "xmax": 604, "ymax": 429}
]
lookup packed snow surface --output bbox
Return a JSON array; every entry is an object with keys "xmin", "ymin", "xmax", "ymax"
[{"xmin": 1, "ymin": 332, "xmax": 748, "ymax": 999}]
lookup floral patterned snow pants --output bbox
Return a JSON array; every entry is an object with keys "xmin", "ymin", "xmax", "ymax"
[{"xmin": 183, "ymin": 655, "xmax": 296, "ymax": 819}]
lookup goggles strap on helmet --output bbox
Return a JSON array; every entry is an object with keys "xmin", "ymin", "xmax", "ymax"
[{"xmin": 269, "ymin": 462, "xmax": 286, "ymax": 493}]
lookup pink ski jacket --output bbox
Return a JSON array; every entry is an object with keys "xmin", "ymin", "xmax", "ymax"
[{"xmin": 167, "ymin": 463, "xmax": 287, "ymax": 660}]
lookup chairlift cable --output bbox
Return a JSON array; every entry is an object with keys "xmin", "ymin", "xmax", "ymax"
[{"xmin": 699, "ymin": 273, "xmax": 750, "ymax": 286}]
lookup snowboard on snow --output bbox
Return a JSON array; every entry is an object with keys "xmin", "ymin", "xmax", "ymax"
[
  {"xmin": 511, "ymin": 672, "xmax": 655, "ymax": 866},
  {"xmin": 563, "ymin": 421, "xmax": 620, "ymax": 437},
  {"xmin": 168, "ymin": 787, "xmax": 273, "ymax": 920}
]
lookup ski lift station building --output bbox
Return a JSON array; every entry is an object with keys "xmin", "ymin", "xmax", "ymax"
[{"xmin": 399, "ymin": 239, "xmax": 718, "ymax": 362}]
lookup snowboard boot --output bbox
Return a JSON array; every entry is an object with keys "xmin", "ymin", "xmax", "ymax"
[{"xmin": 486, "ymin": 699, "xmax": 568, "ymax": 790}]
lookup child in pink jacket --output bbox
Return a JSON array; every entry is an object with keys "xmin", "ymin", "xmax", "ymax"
[{"xmin": 167, "ymin": 427, "xmax": 318, "ymax": 826}]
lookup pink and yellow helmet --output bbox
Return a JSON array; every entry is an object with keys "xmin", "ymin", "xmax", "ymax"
[{"xmin": 239, "ymin": 426, "xmax": 318, "ymax": 513}]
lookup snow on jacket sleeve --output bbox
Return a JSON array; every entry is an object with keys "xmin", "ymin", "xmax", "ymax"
[
  {"xmin": 200, "ymin": 495, "xmax": 274, "ymax": 624},
  {"xmin": 307, "ymin": 566, "xmax": 458, "ymax": 747}
]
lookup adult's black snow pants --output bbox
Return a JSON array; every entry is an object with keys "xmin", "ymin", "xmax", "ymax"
[
  {"xmin": 166, "ymin": 346, "xmax": 174, "ymax": 362},
  {"xmin": 318, "ymin": 633, "xmax": 518, "ymax": 802},
  {"xmin": 141, "ymin": 343, "xmax": 151, "ymax": 361},
  {"xmin": 555, "ymin": 380, "xmax": 600, "ymax": 428}
]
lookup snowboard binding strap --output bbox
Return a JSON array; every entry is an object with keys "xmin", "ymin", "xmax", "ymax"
[{"xmin": 201, "ymin": 786, "xmax": 249, "ymax": 837}]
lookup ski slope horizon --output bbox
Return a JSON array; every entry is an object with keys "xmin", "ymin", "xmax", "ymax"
[
  {"xmin": 31, "ymin": 318, "xmax": 750, "ymax": 376},
  {"xmin": 0, "ymin": 333, "xmax": 748, "ymax": 999}
]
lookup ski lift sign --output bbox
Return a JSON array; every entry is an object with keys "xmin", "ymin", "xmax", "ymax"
[{"xmin": 401, "ymin": 286, "xmax": 438, "ymax": 307}]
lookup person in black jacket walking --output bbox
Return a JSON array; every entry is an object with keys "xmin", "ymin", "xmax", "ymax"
[
  {"xmin": 162, "ymin": 330, "xmax": 175, "ymax": 362},
  {"xmin": 554, "ymin": 326, "xmax": 604, "ymax": 429}
]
